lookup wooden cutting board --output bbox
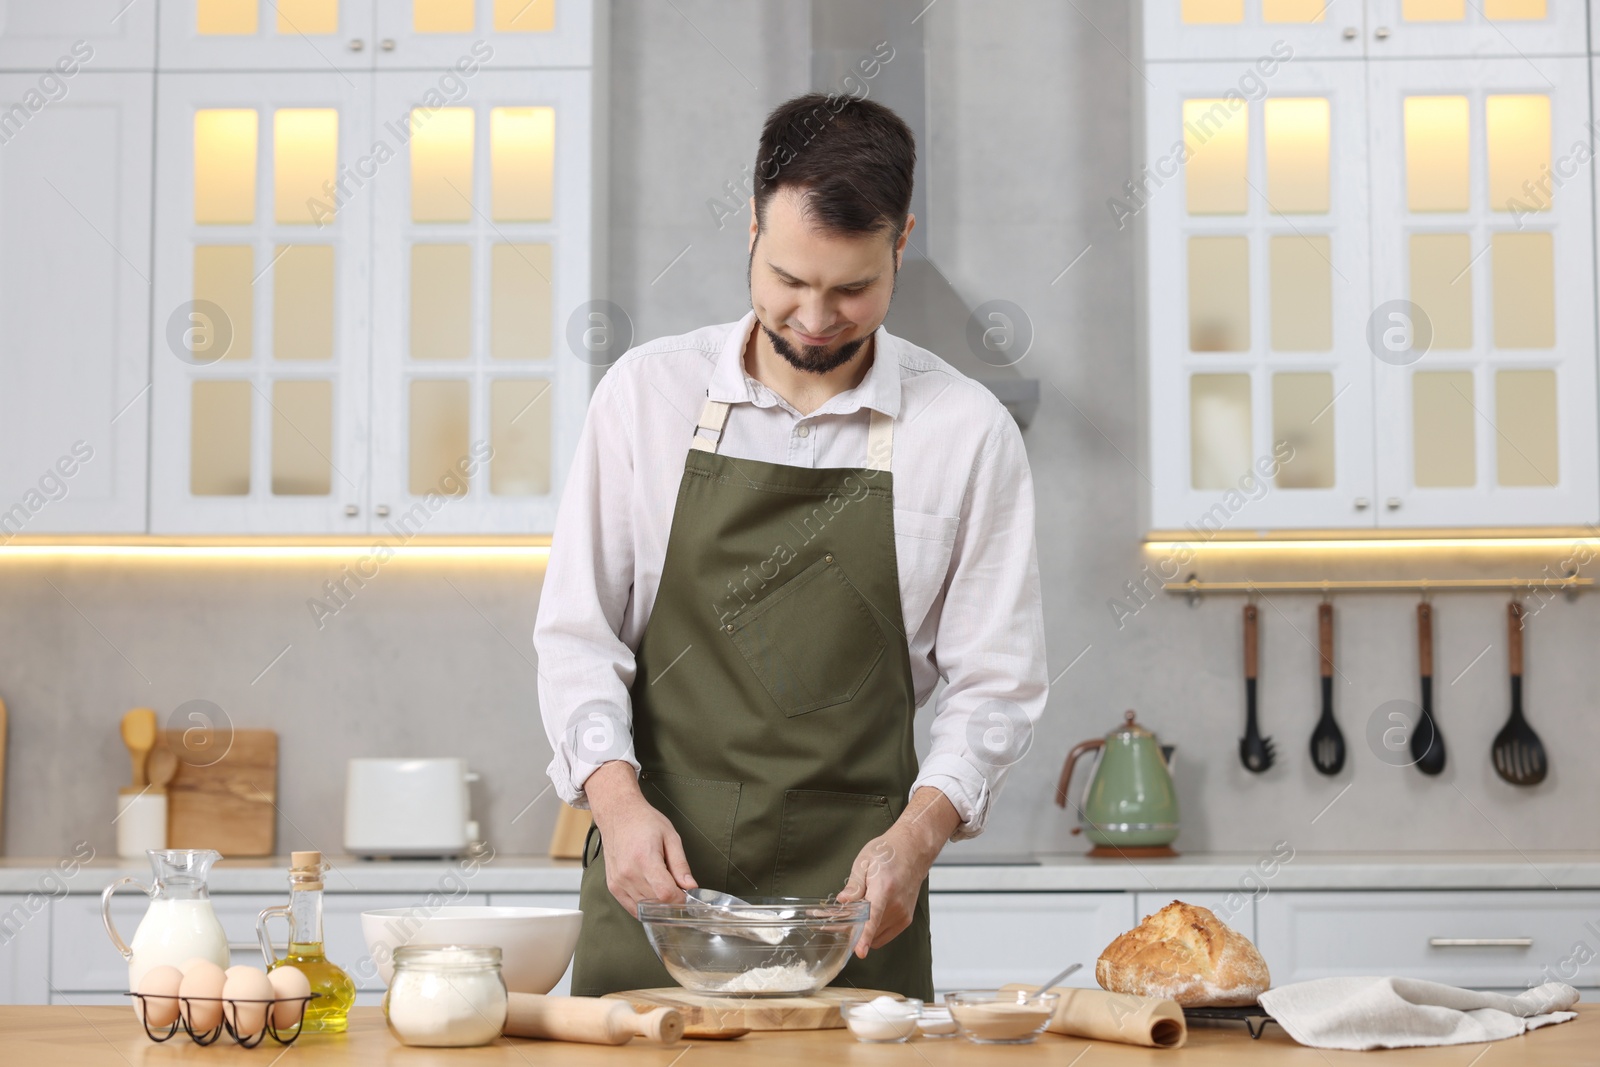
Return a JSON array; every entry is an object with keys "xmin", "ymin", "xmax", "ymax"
[
  {"xmin": 603, "ymin": 988, "xmax": 897, "ymax": 1031},
  {"xmin": 164, "ymin": 728, "xmax": 277, "ymax": 857}
]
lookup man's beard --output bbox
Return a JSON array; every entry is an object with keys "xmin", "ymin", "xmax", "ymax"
[{"xmin": 761, "ymin": 322, "xmax": 869, "ymax": 375}]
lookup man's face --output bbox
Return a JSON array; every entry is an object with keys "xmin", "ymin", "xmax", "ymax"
[{"xmin": 747, "ymin": 187, "xmax": 908, "ymax": 375}]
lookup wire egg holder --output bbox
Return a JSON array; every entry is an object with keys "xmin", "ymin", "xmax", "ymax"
[{"xmin": 124, "ymin": 991, "xmax": 323, "ymax": 1047}]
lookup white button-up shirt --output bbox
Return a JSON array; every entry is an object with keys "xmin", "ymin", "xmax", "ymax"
[{"xmin": 533, "ymin": 309, "xmax": 1048, "ymax": 840}]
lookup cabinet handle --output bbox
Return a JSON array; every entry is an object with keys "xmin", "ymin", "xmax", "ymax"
[
  {"xmin": 1375, "ymin": 26, "xmax": 1391, "ymax": 39},
  {"xmin": 381, "ymin": 38, "xmax": 396, "ymax": 51},
  {"xmin": 376, "ymin": 505, "xmax": 391, "ymax": 518},
  {"xmin": 348, "ymin": 38, "xmax": 365, "ymax": 51},
  {"xmin": 345, "ymin": 504, "xmax": 360, "ymax": 517},
  {"xmin": 1353, "ymin": 497, "xmax": 1370, "ymax": 510},
  {"xmin": 1428, "ymin": 937, "xmax": 1533, "ymax": 948},
  {"xmin": 1386, "ymin": 497, "xmax": 1402, "ymax": 510},
  {"xmin": 1342, "ymin": 26, "xmax": 1358, "ymax": 39}
]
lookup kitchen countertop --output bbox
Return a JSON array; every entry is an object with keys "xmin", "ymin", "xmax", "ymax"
[
  {"xmin": 2, "ymin": 1005, "xmax": 1594, "ymax": 1064},
  {"xmin": 11, "ymin": 851, "xmax": 1600, "ymax": 895}
]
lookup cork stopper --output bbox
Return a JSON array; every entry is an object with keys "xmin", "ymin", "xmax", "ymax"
[{"xmin": 290, "ymin": 850, "xmax": 325, "ymax": 891}]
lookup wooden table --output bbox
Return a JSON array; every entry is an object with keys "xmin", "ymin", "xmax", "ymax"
[{"xmin": 2, "ymin": 1005, "xmax": 1595, "ymax": 1063}]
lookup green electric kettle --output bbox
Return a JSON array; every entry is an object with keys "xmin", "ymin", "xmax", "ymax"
[{"xmin": 1054, "ymin": 709, "xmax": 1180, "ymax": 857}]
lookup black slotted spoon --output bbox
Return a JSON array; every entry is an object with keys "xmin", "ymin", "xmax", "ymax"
[
  {"xmin": 1492, "ymin": 599, "xmax": 1548, "ymax": 786},
  {"xmin": 1240, "ymin": 603, "xmax": 1274, "ymax": 773},
  {"xmin": 1310, "ymin": 601, "xmax": 1345, "ymax": 775},
  {"xmin": 1411, "ymin": 601, "xmax": 1446, "ymax": 775}
]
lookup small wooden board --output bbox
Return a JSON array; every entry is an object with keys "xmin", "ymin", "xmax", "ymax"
[
  {"xmin": 164, "ymin": 728, "xmax": 278, "ymax": 857},
  {"xmin": 603, "ymin": 988, "xmax": 897, "ymax": 1031}
]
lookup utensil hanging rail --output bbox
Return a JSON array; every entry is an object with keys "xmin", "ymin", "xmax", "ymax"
[{"xmin": 1166, "ymin": 575, "xmax": 1592, "ymax": 600}]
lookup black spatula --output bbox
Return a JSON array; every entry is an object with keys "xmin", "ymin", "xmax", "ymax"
[
  {"xmin": 1412, "ymin": 601, "xmax": 1446, "ymax": 775},
  {"xmin": 1239, "ymin": 603, "xmax": 1274, "ymax": 773},
  {"xmin": 1309, "ymin": 601, "xmax": 1345, "ymax": 775},
  {"xmin": 1492, "ymin": 600, "xmax": 1547, "ymax": 786}
]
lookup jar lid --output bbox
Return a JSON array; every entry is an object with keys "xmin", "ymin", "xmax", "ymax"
[{"xmin": 393, "ymin": 944, "xmax": 503, "ymax": 970}]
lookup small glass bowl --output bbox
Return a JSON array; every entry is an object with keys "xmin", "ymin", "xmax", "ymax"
[
  {"xmin": 944, "ymin": 989, "xmax": 1060, "ymax": 1045},
  {"xmin": 916, "ymin": 1005, "xmax": 959, "ymax": 1039},
  {"xmin": 839, "ymin": 997, "xmax": 923, "ymax": 1043}
]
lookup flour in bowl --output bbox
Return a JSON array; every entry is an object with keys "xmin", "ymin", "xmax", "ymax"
[{"xmin": 711, "ymin": 963, "xmax": 815, "ymax": 994}]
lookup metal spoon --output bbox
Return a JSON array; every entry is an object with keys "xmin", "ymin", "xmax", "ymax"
[
  {"xmin": 1309, "ymin": 601, "xmax": 1345, "ymax": 775},
  {"xmin": 1033, "ymin": 963, "xmax": 1082, "ymax": 995},
  {"xmin": 1492, "ymin": 600, "xmax": 1548, "ymax": 786},
  {"xmin": 1239, "ymin": 603, "xmax": 1275, "ymax": 773},
  {"xmin": 1411, "ymin": 601, "xmax": 1446, "ymax": 775},
  {"xmin": 685, "ymin": 887, "xmax": 788, "ymax": 945}
]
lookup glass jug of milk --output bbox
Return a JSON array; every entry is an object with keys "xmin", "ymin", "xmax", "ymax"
[{"xmin": 102, "ymin": 848, "xmax": 230, "ymax": 990}]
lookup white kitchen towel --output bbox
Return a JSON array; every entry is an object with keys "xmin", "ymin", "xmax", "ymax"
[{"xmin": 1257, "ymin": 977, "xmax": 1579, "ymax": 1051}]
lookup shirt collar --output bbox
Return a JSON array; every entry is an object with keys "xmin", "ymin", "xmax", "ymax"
[{"xmin": 707, "ymin": 308, "xmax": 902, "ymax": 420}]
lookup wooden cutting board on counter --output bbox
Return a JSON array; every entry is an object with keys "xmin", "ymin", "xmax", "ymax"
[
  {"xmin": 163, "ymin": 728, "xmax": 277, "ymax": 857},
  {"xmin": 603, "ymin": 988, "xmax": 897, "ymax": 1031}
]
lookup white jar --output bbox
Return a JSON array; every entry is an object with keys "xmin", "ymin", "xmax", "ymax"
[{"xmin": 384, "ymin": 945, "xmax": 507, "ymax": 1048}]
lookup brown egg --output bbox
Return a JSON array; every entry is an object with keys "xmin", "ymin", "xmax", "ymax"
[
  {"xmin": 267, "ymin": 965, "xmax": 312, "ymax": 1030},
  {"xmin": 177, "ymin": 959, "xmax": 226, "ymax": 1033},
  {"xmin": 135, "ymin": 965, "xmax": 183, "ymax": 1028},
  {"xmin": 222, "ymin": 966, "xmax": 274, "ymax": 1036}
]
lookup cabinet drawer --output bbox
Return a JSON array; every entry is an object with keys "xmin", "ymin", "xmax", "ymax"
[
  {"xmin": 489, "ymin": 894, "xmax": 581, "ymax": 996},
  {"xmin": 55, "ymin": 892, "xmax": 486, "ymax": 992},
  {"xmin": 1257, "ymin": 891, "xmax": 1600, "ymax": 988},
  {"xmin": 930, "ymin": 893, "xmax": 1132, "ymax": 993}
]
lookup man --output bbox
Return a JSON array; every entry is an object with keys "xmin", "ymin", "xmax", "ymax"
[{"xmin": 534, "ymin": 92, "xmax": 1047, "ymax": 999}]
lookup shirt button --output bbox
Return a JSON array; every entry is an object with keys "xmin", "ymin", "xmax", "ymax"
[{"xmin": 796, "ymin": 424, "xmax": 810, "ymax": 438}]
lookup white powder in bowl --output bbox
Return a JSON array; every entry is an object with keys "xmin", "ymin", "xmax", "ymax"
[{"xmin": 710, "ymin": 963, "xmax": 815, "ymax": 994}]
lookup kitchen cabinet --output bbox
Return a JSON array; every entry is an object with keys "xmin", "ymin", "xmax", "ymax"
[
  {"xmin": 0, "ymin": 896, "xmax": 50, "ymax": 1005},
  {"xmin": 0, "ymin": 72, "xmax": 152, "ymax": 535},
  {"xmin": 1257, "ymin": 890, "xmax": 1600, "ymax": 992},
  {"xmin": 374, "ymin": 0, "xmax": 594, "ymax": 70},
  {"xmin": 1140, "ymin": 1, "xmax": 1598, "ymax": 532},
  {"xmin": 489, "ymin": 892, "xmax": 578, "ymax": 995},
  {"xmin": 928, "ymin": 892, "xmax": 1131, "ymax": 992},
  {"xmin": 0, "ymin": 1, "xmax": 157, "ymax": 70},
  {"xmin": 158, "ymin": 0, "xmax": 377, "ymax": 74},
  {"xmin": 1141, "ymin": 0, "xmax": 1583, "ymax": 61}
]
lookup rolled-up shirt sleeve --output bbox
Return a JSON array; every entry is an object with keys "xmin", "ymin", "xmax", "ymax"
[
  {"xmin": 533, "ymin": 369, "xmax": 640, "ymax": 807},
  {"xmin": 910, "ymin": 407, "xmax": 1049, "ymax": 840}
]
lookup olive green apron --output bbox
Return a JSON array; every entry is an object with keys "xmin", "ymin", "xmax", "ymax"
[{"xmin": 570, "ymin": 387, "xmax": 933, "ymax": 1000}]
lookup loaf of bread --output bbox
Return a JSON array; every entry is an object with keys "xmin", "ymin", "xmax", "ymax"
[{"xmin": 1096, "ymin": 900, "xmax": 1270, "ymax": 1007}]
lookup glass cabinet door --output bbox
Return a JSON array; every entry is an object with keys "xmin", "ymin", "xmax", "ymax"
[
  {"xmin": 1146, "ymin": 61, "xmax": 1374, "ymax": 532},
  {"xmin": 1369, "ymin": 57, "xmax": 1596, "ymax": 527},
  {"xmin": 1142, "ymin": 0, "xmax": 1368, "ymax": 61},
  {"xmin": 374, "ymin": 0, "xmax": 593, "ymax": 69},
  {"xmin": 1366, "ymin": 0, "xmax": 1585, "ymax": 58},
  {"xmin": 0, "ymin": 1, "xmax": 156, "ymax": 69},
  {"xmin": 368, "ymin": 69, "xmax": 591, "ymax": 534},
  {"xmin": 150, "ymin": 74, "xmax": 373, "ymax": 533},
  {"xmin": 159, "ymin": 0, "xmax": 377, "ymax": 72}
]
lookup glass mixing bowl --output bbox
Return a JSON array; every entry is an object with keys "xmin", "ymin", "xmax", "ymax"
[{"xmin": 635, "ymin": 897, "xmax": 869, "ymax": 997}]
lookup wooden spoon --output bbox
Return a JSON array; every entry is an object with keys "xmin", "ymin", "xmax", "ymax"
[
  {"xmin": 120, "ymin": 708, "xmax": 157, "ymax": 789},
  {"xmin": 146, "ymin": 745, "xmax": 178, "ymax": 794}
]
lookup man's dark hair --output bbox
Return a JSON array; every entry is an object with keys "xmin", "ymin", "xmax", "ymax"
[{"xmin": 752, "ymin": 92, "xmax": 916, "ymax": 246}]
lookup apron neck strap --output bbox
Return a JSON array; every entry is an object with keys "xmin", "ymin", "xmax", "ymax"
[{"xmin": 689, "ymin": 399, "xmax": 894, "ymax": 472}]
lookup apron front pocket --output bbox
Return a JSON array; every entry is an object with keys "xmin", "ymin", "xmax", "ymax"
[
  {"xmin": 637, "ymin": 770, "xmax": 741, "ymax": 890},
  {"xmin": 725, "ymin": 554, "xmax": 887, "ymax": 717},
  {"xmin": 772, "ymin": 788, "xmax": 894, "ymax": 898}
]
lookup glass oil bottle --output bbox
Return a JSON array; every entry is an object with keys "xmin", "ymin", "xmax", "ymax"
[{"xmin": 256, "ymin": 850, "xmax": 357, "ymax": 1033}]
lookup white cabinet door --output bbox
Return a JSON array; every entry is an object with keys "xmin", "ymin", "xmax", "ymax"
[
  {"xmin": 1258, "ymin": 890, "xmax": 1600, "ymax": 988},
  {"xmin": 0, "ymin": 895, "xmax": 51, "ymax": 1004},
  {"xmin": 368, "ymin": 68, "xmax": 592, "ymax": 534},
  {"xmin": 1146, "ymin": 61, "xmax": 1375, "ymax": 532},
  {"xmin": 488, "ymin": 892, "xmax": 579, "ymax": 995},
  {"xmin": 158, "ymin": 0, "xmax": 376, "ymax": 73},
  {"xmin": 150, "ymin": 72, "xmax": 374, "ymax": 534},
  {"xmin": 1367, "ymin": 0, "xmax": 1586, "ymax": 58},
  {"xmin": 0, "ymin": 1, "xmax": 156, "ymax": 70},
  {"xmin": 1369, "ymin": 57, "xmax": 1596, "ymax": 528},
  {"xmin": 1141, "ymin": 0, "xmax": 1369, "ymax": 62},
  {"xmin": 374, "ymin": 0, "xmax": 594, "ymax": 70},
  {"xmin": 0, "ymin": 72, "xmax": 151, "ymax": 534},
  {"xmin": 930, "ymin": 893, "xmax": 1132, "ymax": 993}
]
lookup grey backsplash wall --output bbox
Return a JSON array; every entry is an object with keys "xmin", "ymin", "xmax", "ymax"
[{"xmin": 7, "ymin": 1, "xmax": 1598, "ymax": 862}]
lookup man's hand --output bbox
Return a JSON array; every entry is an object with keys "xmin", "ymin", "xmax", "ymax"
[
  {"xmin": 584, "ymin": 761, "xmax": 698, "ymax": 916},
  {"xmin": 835, "ymin": 788, "xmax": 962, "ymax": 958}
]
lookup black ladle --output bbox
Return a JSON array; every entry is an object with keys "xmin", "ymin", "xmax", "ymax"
[
  {"xmin": 1492, "ymin": 600, "xmax": 1548, "ymax": 786},
  {"xmin": 1310, "ymin": 601, "xmax": 1345, "ymax": 775},
  {"xmin": 1239, "ymin": 603, "xmax": 1274, "ymax": 773},
  {"xmin": 1411, "ymin": 601, "xmax": 1446, "ymax": 775}
]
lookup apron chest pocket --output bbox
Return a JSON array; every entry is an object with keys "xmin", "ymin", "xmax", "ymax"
[{"xmin": 725, "ymin": 554, "xmax": 887, "ymax": 717}]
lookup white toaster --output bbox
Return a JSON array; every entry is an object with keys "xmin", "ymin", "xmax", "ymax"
[{"xmin": 344, "ymin": 758, "xmax": 480, "ymax": 858}]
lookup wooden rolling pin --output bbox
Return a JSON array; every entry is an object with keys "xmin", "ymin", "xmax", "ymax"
[{"xmin": 503, "ymin": 993, "xmax": 684, "ymax": 1046}]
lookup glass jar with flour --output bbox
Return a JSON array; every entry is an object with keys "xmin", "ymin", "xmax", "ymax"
[{"xmin": 385, "ymin": 945, "xmax": 508, "ymax": 1048}]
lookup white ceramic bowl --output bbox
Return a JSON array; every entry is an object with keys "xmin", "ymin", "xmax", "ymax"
[{"xmin": 360, "ymin": 906, "xmax": 582, "ymax": 994}]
